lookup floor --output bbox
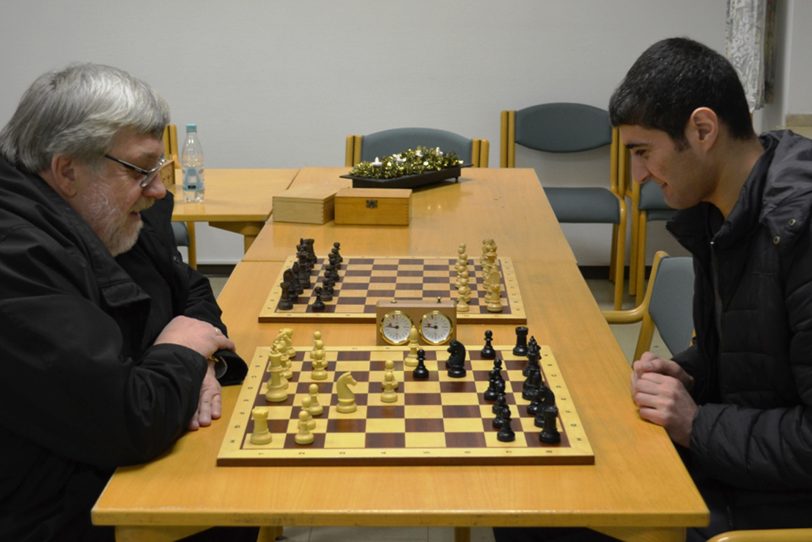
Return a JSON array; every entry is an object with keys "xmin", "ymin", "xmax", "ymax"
[{"xmin": 204, "ymin": 273, "xmax": 669, "ymax": 542}]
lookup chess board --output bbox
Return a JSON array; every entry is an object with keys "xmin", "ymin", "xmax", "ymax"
[
  {"xmin": 217, "ymin": 344, "xmax": 593, "ymax": 466},
  {"xmin": 258, "ymin": 255, "xmax": 526, "ymax": 324}
]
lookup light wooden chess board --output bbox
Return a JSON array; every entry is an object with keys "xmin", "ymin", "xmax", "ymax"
[
  {"xmin": 258, "ymin": 255, "xmax": 526, "ymax": 324},
  {"xmin": 217, "ymin": 344, "xmax": 593, "ymax": 466}
]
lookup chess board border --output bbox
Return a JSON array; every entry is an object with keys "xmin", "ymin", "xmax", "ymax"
[
  {"xmin": 217, "ymin": 345, "xmax": 594, "ymax": 467},
  {"xmin": 258, "ymin": 255, "xmax": 527, "ymax": 325}
]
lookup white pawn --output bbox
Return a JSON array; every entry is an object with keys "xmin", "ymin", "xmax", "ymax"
[
  {"xmin": 311, "ymin": 330, "xmax": 328, "ymax": 380},
  {"xmin": 307, "ymin": 383, "xmax": 324, "ymax": 416},
  {"xmin": 295, "ymin": 410, "xmax": 314, "ymax": 445},
  {"xmin": 381, "ymin": 359, "xmax": 398, "ymax": 403},
  {"xmin": 250, "ymin": 407, "xmax": 272, "ymax": 445},
  {"xmin": 404, "ymin": 325, "xmax": 420, "ymax": 368},
  {"xmin": 301, "ymin": 398, "xmax": 317, "ymax": 430}
]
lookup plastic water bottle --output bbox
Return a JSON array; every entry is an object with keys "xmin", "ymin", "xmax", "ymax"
[{"xmin": 181, "ymin": 123, "xmax": 205, "ymax": 202}]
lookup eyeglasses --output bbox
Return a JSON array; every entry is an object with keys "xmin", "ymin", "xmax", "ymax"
[{"xmin": 104, "ymin": 154, "xmax": 166, "ymax": 188}]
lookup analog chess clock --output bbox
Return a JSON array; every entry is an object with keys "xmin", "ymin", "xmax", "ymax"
[{"xmin": 375, "ymin": 299, "xmax": 456, "ymax": 346}]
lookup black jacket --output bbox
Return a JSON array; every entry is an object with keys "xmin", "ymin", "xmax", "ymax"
[
  {"xmin": 668, "ymin": 130, "xmax": 812, "ymax": 529},
  {"xmin": 0, "ymin": 157, "xmax": 246, "ymax": 541}
]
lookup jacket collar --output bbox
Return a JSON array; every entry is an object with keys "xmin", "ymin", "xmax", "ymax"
[
  {"xmin": 0, "ymin": 157, "xmax": 150, "ymax": 309},
  {"xmin": 668, "ymin": 130, "xmax": 812, "ymax": 256}
]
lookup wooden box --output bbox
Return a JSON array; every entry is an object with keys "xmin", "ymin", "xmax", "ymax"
[
  {"xmin": 334, "ymin": 188, "xmax": 411, "ymax": 226},
  {"xmin": 272, "ymin": 185, "xmax": 337, "ymax": 224}
]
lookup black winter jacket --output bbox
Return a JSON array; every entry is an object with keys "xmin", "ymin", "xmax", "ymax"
[
  {"xmin": 668, "ymin": 130, "xmax": 812, "ymax": 529},
  {"xmin": 0, "ymin": 157, "xmax": 245, "ymax": 541}
]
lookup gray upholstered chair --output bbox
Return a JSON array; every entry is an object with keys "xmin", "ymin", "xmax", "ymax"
[
  {"xmin": 345, "ymin": 127, "xmax": 489, "ymax": 167},
  {"xmin": 501, "ymin": 103, "xmax": 626, "ymax": 309},
  {"xmin": 603, "ymin": 251, "xmax": 694, "ymax": 361},
  {"xmin": 627, "ymin": 178, "xmax": 676, "ymax": 304}
]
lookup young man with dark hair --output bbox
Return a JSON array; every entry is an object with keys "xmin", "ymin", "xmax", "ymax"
[
  {"xmin": 495, "ymin": 36, "xmax": 812, "ymax": 542},
  {"xmin": 613, "ymin": 37, "xmax": 812, "ymax": 539}
]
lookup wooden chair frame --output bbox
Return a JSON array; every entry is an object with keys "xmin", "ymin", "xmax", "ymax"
[{"xmin": 162, "ymin": 124, "xmax": 197, "ymax": 269}]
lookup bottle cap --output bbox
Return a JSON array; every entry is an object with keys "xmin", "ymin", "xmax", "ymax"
[{"xmin": 186, "ymin": 123, "xmax": 197, "ymax": 132}]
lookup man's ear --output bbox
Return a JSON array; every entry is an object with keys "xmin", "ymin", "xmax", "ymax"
[
  {"xmin": 686, "ymin": 107, "xmax": 718, "ymax": 150},
  {"xmin": 40, "ymin": 154, "xmax": 79, "ymax": 198}
]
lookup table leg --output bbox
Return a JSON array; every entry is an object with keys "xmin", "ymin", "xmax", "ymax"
[
  {"xmin": 257, "ymin": 526, "xmax": 284, "ymax": 541},
  {"xmin": 454, "ymin": 526, "xmax": 471, "ymax": 542}
]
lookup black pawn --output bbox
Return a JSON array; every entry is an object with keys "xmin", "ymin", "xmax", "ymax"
[
  {"xmin": 322, "ymin": 278, "xmax": 335, "ymax": 300},
  {"xmin": 480, "ymin": 330, "xmax": 496, "ymax": 359},
  {"xmin": 539, "ymin": 405, "xmax": 561, "ymax": 444},
  {"xmin": 496, "ymin": 407, "xmax": 516, "ymax": 442},
  {"xmin": 311, "ymin": 287, "xmax": 326, "ymax": 312},
  {"xmin": 523, "ymin": 338, "xmax": 540, "ymax": 377},
  {"xmin": 278, "ymin": 282, "xmax": 293, "ymax": 310},
  {"xmin": 492, "ymin": 392, "xmax": 508, "ymax": 416},
  {"xmin": 533, "ymin": 387, "xmax": 557, "ymax": 427},
  {"xmin": 522, "ymin": 365, "xmax": 541, "ymax": 401},
  {"xmin": 513, "ymin": 326, "xmax": 528, "ymax": 356},
  {"xmin": 484, "ymin": 357, "xmax": 504, "ymax": 401},
  {"xmin": 413, "ymin": 349, "xmax": 429, "ymax": 380}
]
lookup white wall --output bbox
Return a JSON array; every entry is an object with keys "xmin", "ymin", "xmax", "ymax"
[{"xmin": 0, "ymin": 0, "xmax": 732, "ymax": 264}]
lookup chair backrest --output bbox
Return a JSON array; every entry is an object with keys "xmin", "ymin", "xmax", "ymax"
[
  {"xmin": 162, "ymin": 124, "xmax": 179, "ymax": 165},
  {"xmin": 501, "ymin": 103, "xmax": 612, "ymax": 167},
  {"xmin": 345, "ymin": 127, "xmax": 489, "ymax": 167},
  {"xmin": 648, "ymin": 255, "xmax": 695, "ymax": 356}
]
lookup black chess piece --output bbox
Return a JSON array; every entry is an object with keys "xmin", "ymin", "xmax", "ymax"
[
  {"xmin": 496, "ymin": 407, "xmax": 516, "ymax": 442},
  {"xmin": 480, "ymin": 330, "xmax": 496, "ymax": 359},
  {"xmin": 523, "ymin": 338, "xmax": 541, "ymax": 377},
  {"xmin": 322, "ymin": 278, "xmax": 335, "ymax": 300},
  {"xmin": 484, "ymin": 357, "xmax": 504, "ymax": 401},
  {"xmin": 522, "ymin": 365, "xmax": 542, "ymax": 401},
  {"xmin": 311, "ymin": 287, "xmax": 326, "ymax": 312},
  {"xmin": 513, "ymin": 326, "xmax": 529, "ymax": 356},
  {"xmin": 319, "ymin": 284, "xmax": 333, "ymax": 302},
  {"xmin": 492, "ymin": 403, "xmax": 508, "ymax": 429},
  {"xmin": 332, "ymin": 241, "xmax": 343, "ymax": 262},
  {"xmin": 492, "ymin": 392, "xmax": 508, "ymax": 416},
  {"xmin": 533, "ymin": 387, "xmax": 557, "ymax": 427},
  {"xmin": 539, "ymin": 405, "xmax": 561, "ymax": 444},
  {"xmin": 278, "ymin": 282, "xmax": 293, "ymax": 310},
  {"xmin": 412, "ymin": 349, "xmax": 429, "ymax": 380},
  {"xmin": 304, "ymin": 238, "xmax": 317, "ymax": 267},
  {"xmin": 446, "ymin": 339, "xmax": 467, "ymax": 378}
]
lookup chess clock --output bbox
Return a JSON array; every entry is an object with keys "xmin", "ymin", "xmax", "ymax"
[
  {"xmin": 375, "ymin": 299, "xmax": 456, "ymax": 346},
  {"xmin": 378, "ymin": 309, "xmax": 412, "ymax": 346}
]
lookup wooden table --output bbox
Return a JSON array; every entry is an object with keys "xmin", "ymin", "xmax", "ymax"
[
  {"xmin": 244, "ymin": 167, "xmax": 576, "ymax": 262},
  {"xmin": 172, "ymin": 168, "xmax": 298, "ymax": 251},
  {"xmin": 93, "ymin": 168, "xmax": 708, "ymax": 542}
]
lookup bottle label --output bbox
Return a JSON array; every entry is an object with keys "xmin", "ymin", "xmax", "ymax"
[{"xmin": 183, "ymin": 166, "xmax": 205, "ymax": 190}]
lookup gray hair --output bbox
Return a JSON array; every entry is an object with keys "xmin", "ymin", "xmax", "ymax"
[{"xmin": 0, "ymin": 63, "xmax": 169, "ymax": 172}]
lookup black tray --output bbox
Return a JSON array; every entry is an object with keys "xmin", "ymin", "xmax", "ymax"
[{"xmin": 340, "ymin": 165, "xmax": 467, "ymax": 189}]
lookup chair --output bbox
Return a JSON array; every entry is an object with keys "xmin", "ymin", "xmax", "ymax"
[
  {"xmin": 345, "ymin": 127, "xmax": 489, "ymax": 167},
  {"xmin": 162, "ymin": 124, "xmax": 197, "ymax": 269},
  {"xmin": 603, "ymin": 251, "xmax": 694, "ymax": 361},
  {"xmin": 626, "ymin": 176, "xmax": 677, "ymax": 304},
  {"xmin": 500, "ymin": 102, "xmax": 626, "ymax": 309},
  {"xmin": 708, "ymin": 528, "xmax": 812, "ymax": 542}
]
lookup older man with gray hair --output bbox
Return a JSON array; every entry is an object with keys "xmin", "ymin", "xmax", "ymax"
[{"xmin": 0, "ymin": 63, "xmax": 248, "ymax": 541}]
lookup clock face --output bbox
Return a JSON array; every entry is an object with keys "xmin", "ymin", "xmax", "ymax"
[
  {"xmin": 379, "ymin": 310, "xmax": 413, "ymax": 345},
  {"xmin": 419, "ymin": 310, "xmax": 453, "ymax": 345}
]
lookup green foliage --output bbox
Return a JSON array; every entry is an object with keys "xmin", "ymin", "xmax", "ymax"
[{"xmin": 350, "ymin": 146, "xmax": 463, "ymax": 179}]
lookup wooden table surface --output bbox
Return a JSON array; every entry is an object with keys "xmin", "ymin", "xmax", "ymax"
[
  {"xmin": 172, "ymin": 168, "xmax": 298, "ymax": 250},
  {"xmin": 93, "ymin": 168, "xmax": 708, "ymax": 542},
  {"xmin": 243, "ymin": 168, "xmax": 576, "ymax": 263}
]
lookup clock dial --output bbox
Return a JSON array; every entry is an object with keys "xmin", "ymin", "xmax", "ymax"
[
  {"xmin": 419, "ymin": 310, "xmax": 453, "ymax": 345},
  {"xmin": 379, "ymin": 310, "xmax": 413, "ymax": 345}
]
